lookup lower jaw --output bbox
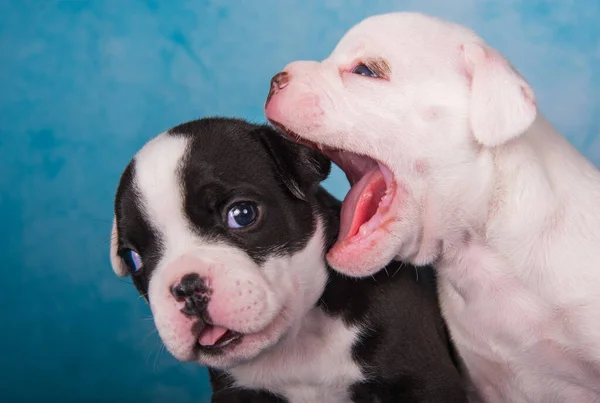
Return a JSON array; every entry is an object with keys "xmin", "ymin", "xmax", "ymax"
[
  {"xmin": 337, "ymin": 183, "xmax": 397, "ymax": 247},
  {"xmin": 199, "ymin": 308, "xmax": 290, "ymax": 365},
  {"xmin": 196, "ymin": 333, "xmax": 244, "ymax": 354},
  {"xmin": 326, "ymin": 227, "xmax": 390, "ymax": 276},
  {"xmin": 326, "ymin": 188, "xmax": 401, "ymax": 276}
]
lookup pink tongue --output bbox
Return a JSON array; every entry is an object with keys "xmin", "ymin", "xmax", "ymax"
[
  {"xmin": 198, "ymin": 325, "xmax": 229, "ymax": 346},
  {"xmin": 338, "ymin": 167, "xmax": 386, "ymax": 242}
]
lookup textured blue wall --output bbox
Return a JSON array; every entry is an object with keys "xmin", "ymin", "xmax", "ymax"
[{"xmin": 0, "ymin": 1, "xmax": 598, "ymax": 402}]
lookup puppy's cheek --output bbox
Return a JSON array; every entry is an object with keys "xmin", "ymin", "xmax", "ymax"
[
  {"xmin": 326, "ymin": 231, "xmax": 400, "ymax": 277},
  {"xmin": 207, "ymin": 274, "xmax": 281, "ymax": 334},
  {"xmin": 148, "ymin": 280, "xmax": 196, "ymax": 361},
  {"xmin": 233, "ymin": 305, "xmax": 291, "ymax": 355}
]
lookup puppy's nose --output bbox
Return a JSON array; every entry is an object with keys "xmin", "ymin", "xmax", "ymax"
[
  {"xmin": 170, "ymin": 273, "xmax": 210, "ymax": 317},
  {"xmin": 271, "ymin": 71, "xmax": 290, "ymax": 90},
  {"xmin": 266, "ymin": 71, "xmax": 290, "ymax": 104}
]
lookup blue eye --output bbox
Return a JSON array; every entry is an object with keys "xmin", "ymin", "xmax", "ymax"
[
  {"xmin": 351, "ymin": 64, "xmax": 377, "ymax": 77},
  {"xmin": 122, "ymin": 249, "xmax": 143, "ymax": 274},
  {"xmin": 227, "ymin": 202, "xmax": 259, "ymax": 229}
]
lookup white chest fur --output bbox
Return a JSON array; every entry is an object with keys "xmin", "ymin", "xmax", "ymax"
[
  {"xmin": 437, "ymin": 241, "xmax": 600, "ymax": 403},
  {"xmin": 229, "ymin": 308, "xmax": 364, "ymax": 403}
]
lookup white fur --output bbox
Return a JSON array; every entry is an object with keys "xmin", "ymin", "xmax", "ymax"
[
  {"xmin": 109, "ymin": 133, "xmax": 366, "ymax": 397},
  {"xmin": 230, "ymin": 309, "xmax": 363, "ymax": 403},
  {"xmin": 265, "ymin": 12, "xmax": 600, "ymax": 402}
]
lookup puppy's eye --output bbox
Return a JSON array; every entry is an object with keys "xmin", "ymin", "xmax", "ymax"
[
  {"xmin": 351, "ymin": 64, "xmax": 377, "ymax": 77},
  {"xmin": 226, "ymin": 202, "xmax": 259, "ymax": 229},
  {"xmin": 121, "ymin": 249, "xmax": 143, "ymax": 274}
]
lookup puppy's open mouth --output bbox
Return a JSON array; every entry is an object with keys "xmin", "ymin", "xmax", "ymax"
[
  {"xmin": 196, "ymin": 323, "xmax": 243, "ymax": 351},
  {"xmin": 326, "ymin": 149, "xmax": 396, "ymax": 242},
  {"xmin": 271, "ymin": 122, "xmax": 398, "ymax": 246},
  {"xmin": 193, "ymin": 307, "xmax": 289, "ymax": 362}
]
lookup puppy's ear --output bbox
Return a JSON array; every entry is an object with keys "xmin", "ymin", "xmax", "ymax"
[
  {"xmin": 256, "ymin": 126, "xmax": 331, "ymax": 201},
  {"xmin": 110, "ymin": 218, "xmax": 128, "ymax": 277},
  {"xmin": 462, "ymin": 43, "xmax": 537, "ymax": 147}
]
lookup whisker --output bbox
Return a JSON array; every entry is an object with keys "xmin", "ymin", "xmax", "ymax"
[
  {"xmin": 153, "ymin": 343, "xmax": 166, "ymax": 372},
  {"xmin": 144, "ymin": 341, "xmax": 157, "ymax": 367},
  {"xmin": 141, "ymin": 327, "xmax": 159, "ymax": 344}
]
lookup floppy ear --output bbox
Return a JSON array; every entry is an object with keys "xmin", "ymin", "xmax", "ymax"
[
  {"xmin": 462, "ymin": 42, "xmax": 537, "ymax": 147},
  {"xmin": 256, "ymin": 125, "xmax": 331, "ymax": 201},
  {"xmin": 110, "ymin": 217, "xmax": 128, "ymax": 277}
]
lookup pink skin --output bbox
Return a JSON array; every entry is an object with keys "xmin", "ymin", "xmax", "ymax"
[
  {"xmin": 267, "ymin": 61, "xmax": 328, "ymax": 135},
  {"xmin": 148, "ymin": 254, "xmax": 291, "ymax": 369},
  {"xmin": 327, "ymin": 178, "xmax": 406, "ymax": 277}
]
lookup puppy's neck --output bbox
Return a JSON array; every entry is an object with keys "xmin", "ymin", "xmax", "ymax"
[
  {"xmin": 487, "ymin": 115, "xmax": 598, "ymax": 228},
  {"xmin": 437, "ymin": 114, "xmax": 600, "ymax": 273},
  {"xmin": 429, "ymin": 114, "xmax": 600, "ymax": 269}
]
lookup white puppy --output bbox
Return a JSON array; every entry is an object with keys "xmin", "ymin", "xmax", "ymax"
[{"xmin": 264, "ymin": 12, "xmax": 600, "ymax": 403}]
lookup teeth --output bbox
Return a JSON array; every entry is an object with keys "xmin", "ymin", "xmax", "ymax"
[
  {"xmin": 379, "ymin": 187, "xmax": 394, "ymax": 209},
  {"xmin": 378, "ymin": 162, "xmax": 394, "ymax": 186}
]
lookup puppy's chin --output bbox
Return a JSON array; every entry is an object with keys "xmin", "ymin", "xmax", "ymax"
[
  {"xmin": 181, "ymin": 306, "xmax": 294, "ymax": 370},
  {"xmin": 326, "ymin": 199, "xmax": 442, "ymax": 274},
  {"xmin": 326, "ymin": 230, "xmax": 399, "ymax": 277},
  {"xmin": 326, "ymin": 185, "xmax": 406, "ymax": 277}
]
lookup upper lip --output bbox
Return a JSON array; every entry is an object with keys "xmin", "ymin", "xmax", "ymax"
[
  {"xmin": 269, "ymin": 120, "xmax": 392, "ymax": 187},
  {"xmin": 269, "ymin": 120, "xmax": 319, "ymax": 150}
]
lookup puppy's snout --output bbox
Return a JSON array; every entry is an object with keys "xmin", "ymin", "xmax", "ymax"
[
  {"xmin": 171, "ymin": 273, "xmax": 211, "ymax": 317},
  {"xmin": 266, "ymin": 71, "xmax": 290, "ymax": 104}
]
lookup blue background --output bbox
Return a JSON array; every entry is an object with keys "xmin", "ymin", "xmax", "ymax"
[{"xmin": 1, "ymin": 1, "xmax": 598, "ymax": 402}]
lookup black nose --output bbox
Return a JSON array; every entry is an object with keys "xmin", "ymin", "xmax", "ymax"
[
  {"xmin": 266, "ymin": 71, "xmax": 290, "ymax": 104},
  {"xmin": 170, "ymin": 273, "xmax": 210, "ymax": 317}
]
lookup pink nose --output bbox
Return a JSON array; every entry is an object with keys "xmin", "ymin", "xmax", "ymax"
[{"xmin": 266, "ymin": 71, "xmax": 290, "ymax": 105}]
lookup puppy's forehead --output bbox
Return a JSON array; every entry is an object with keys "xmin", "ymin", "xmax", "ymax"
[
  {"xmin": 134, "ymin": 133, "xmax": 189, "ymax": 204},
  {"xmin": 171, "ymin": 120, "xmax": 278, "ymax": 185},
  {"xmin": 332, "ymin": 12, "xmax": 478, "ymax": 64},
  {"xmin": 132, "ymin": 120, "xmax": 278, "ymax": 202}
]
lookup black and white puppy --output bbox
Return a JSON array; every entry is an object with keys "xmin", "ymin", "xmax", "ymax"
[{"xmin": 109, "ymin": 118, "xmax": 467, "ymax": 403}]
